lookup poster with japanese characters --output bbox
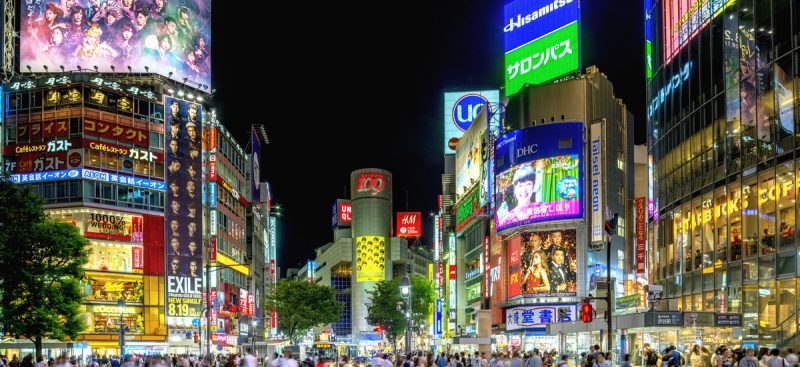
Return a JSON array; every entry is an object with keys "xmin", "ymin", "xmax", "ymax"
[{"xmin": 505, "ymin": 305, "xmax": 576, "ymax": 330}]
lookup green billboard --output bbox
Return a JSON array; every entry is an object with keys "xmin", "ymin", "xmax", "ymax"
[{"xmin": 504, "ymin": 21, "xmax": 579, "ymax": 96}]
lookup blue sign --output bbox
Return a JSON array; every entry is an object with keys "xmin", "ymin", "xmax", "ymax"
[
  {"xmin": 217, "ymin": 345, "xmax": 223, "ymax": 351},
  {"xmin": 434, "ymin": 300, "xmax": 443, "ymax": 337},
  {"xmin": 9, "ymin": 168, "xmax": 166, "ymax": 191},
  {"xmin": 495, "ymin": 122, "xmax": 583, "ymax": 173},
  {"xmin": 452, "ymin": 94, "xmax": 490, "ymax": 132},
  {"xmin": 192, "ymin": 318, "xmax": 201, "ymax": 328},
  {"xmin": 210, "ymin": 183, "xmax": 218, "ymax": 208},
  {"xmin": 504, "ymin": 0, "xmax": 580, "ymax": 53}
]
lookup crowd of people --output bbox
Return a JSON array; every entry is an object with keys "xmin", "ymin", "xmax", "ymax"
[
  {"xmin": 0, "ymin": 350, "xmax": 266, "ymax": 367},
  {"xmin": 640, "ymin": 344, "xmax": 800, "ymax": 367}
]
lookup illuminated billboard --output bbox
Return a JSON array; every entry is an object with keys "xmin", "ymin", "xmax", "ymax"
[
  {"xmin": 503, "ymin": 0, "xmax": 580, "ymax": 96},
  {"xmin": 443, "ymin": 90, "xmax": 500, "ymax": 154},
  {"xmin": 332, "ymin": 199, "xmax": 351, "ymax": 229},
  {"xmin": 455, "ymin": 103, "xmax": 486, "ymax": 199},
  {"xmin": 164, "ymin": 97, "xmax": 203, "ymax": 324},
  {"xmin": 355, "ymin": 236, "xmax": 385, "ymax": 282},
  {"xmin": 20, "ymin": 0, "xmax": 211, "ymax": 87},
  {"xmin": 663, "ymin": 0, "xmax": 732, "ymax": 64},
  {"xmin": 494, "ymin": 123, "xmax": 583, "ymax": 232},
  {"xmin": 396, "ymin": 212, "xmax": 422, "ymax": 237},
  {"xmin": 515, "ymin": 229, "xmax": 577, "ymax": 296}
]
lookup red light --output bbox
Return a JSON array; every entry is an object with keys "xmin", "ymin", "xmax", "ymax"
[
  {"xmin": 374, "ymin": 326, "xmax": 382, "ymax": 332},
  {"xmin": 194, "ymin": 333, "xmax": 199, "ymax": 344},
  {"xmin": 580, "ymin": 303, "xmax": 593, "ymax": 323}
]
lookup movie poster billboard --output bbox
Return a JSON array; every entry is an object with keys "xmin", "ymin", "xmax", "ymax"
[
  {"xmin": 20, "ymin": 0, "xmax": 211, "ymax": 87},
  {"xmin": 355, "ymin": 236, "xmax": 385, "ymax": 282},
  {"xmin": 165, "ymin": 97, "xmax": 202, "ymax": 323},
  {"xmin": 495, "ymin": 123, "xmax": 584, "ymax": 232},
  {"xmin": 518, "ymin": 229, "xmax": 577, "ymax": 296}
]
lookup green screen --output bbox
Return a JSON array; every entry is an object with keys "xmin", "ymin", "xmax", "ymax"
[{"xmin": 504, "ymin": 21, "xmax": 579, "ymax": 96}]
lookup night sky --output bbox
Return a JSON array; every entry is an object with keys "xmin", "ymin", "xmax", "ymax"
[{"xmin": 211, "ymin": 0, "xmax": 646, "ymax": 273}]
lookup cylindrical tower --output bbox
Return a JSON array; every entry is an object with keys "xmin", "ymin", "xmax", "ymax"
[{"xmin": 350, "ymin": 168, "xmax": 393, "ymax": 338}]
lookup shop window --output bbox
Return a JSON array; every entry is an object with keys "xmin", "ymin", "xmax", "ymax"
[
  {"xmin": 681, "ymin": 204, "xmax": 691, "ymax": 273},
  {"xmin": 715, "ymin": 187, "xmax": 729, "ymax": 263},
  {"xmin": 88, "ymin": 150, "xmax": 101, "ymax": 168},
  {"xmin": 760, "ymin": 279, "xmax": 778, "ymax": 344},
  {"xmin": 85, "ymin": 276, "xmax": 144, "ymax": 303},
  {"xmin": 742, "ymin": 176, "xmax": 759, "ymax": 258},
  {"xmin": 777, "ymin": 278, "xmax": 797, "ymax": 342},
  {"xmin": 743, "ymin": 259, "xmax": 758, "ymax": 283},
  {"xmin": 703, "ymin": 291, "xmax": 714, "ymax": 312},
  {"xmin": 729, "ymin": 183, "xmax": 743, "ymax": 261},
  {"xmin": 775, "ymin": 162, "xmax": 796, "ymax": 251},
  {"xmin": 759, "ymin": 170, "xmax": 777, "ymax": 255},
  {"xmin": 89, "ymin": 305, "xmax": 143, "ymax": 334},
  {"xmin": 777, "ymin": 251, "xmax": 796, "ymax": 278}
]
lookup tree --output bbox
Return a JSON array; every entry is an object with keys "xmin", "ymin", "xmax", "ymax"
[
  {"xmin": 266, "ymin": 280, "xmax": 342, "ymax": 342},
  {"xmin": 367, "ymin": 276, "xmax": 439, "ymax": 345},
  {"xmin": 410, "ymin": 275, "xmax": 436, "ymax": 332},
  {"xmin": 0, "ymin": 211, "xmax": 89, "ymax": 356},
  {"xmin": 366, "ymin": 279, "xmax": 405, "ymax": 343}
]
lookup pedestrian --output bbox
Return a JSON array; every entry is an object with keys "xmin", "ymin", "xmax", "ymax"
[
  {"xmin": 716, "ymin": 350, "xmax": 732, "ymax": 367},
  {"xmin": 644, "ymin": 345, "xmax": 658, "ymax": 367},
  {"xmin": 766, "ymin": 349, "xmax": 785, "ymax": 367},
  {"xmin": 739, "ymin": 349, "xmax": 758, "ymax": 367},
  {"xmin": 786, "ymin": 349, "xmax": 798, "ymax": 367},
  {"xmin": 593, "ymin": 354, "xmax": 610, "ymax": 367},
  {"xmin": 621, "ymin": 355, "xmax": 631, "ymax": 367},
  {"xmin": 690, "ymin": 346, "xmax": 703, "ymax": 367}
]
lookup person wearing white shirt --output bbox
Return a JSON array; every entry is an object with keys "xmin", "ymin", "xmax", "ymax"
[{"xmin": 243, "ymin": 350, "xmax": 257, "ymax": 367}]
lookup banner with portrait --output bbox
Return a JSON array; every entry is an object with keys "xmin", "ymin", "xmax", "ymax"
[
  {"xmin": 355, "ymin": 236, "xmax": 385, "ymax": 282},
  {"xmin": 517, "ymin": 229, "xmax": 577, "ymax": 297},
  {"xmin": 164, "ymin": 97, "xmax": 202, "ymax": 323}
]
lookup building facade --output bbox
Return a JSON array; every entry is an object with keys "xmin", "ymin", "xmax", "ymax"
[{"xmin": 647, "ymin": 0, "xmax": 800, "ymax": 352}]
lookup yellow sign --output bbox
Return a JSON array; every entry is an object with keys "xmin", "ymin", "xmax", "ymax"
[{"xmin": 356, "ymin": 236, "xmax": 385, "ymax": 282}]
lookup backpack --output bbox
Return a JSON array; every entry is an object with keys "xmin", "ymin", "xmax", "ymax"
[{"xmin": 647, "ymin": 352, "xmax": 659, "ymax": 366}]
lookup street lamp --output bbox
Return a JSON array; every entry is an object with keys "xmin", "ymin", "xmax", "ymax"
[
  {"xmin": 399, "ymin": 274, "xmax": 411, "ymax": 355},
  {"xmin": 117, "ymin": 298, "xmax": 126, "ymax": 356}
]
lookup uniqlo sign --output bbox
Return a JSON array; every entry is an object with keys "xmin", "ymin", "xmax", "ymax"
[{"xmin": 397, "ymin": 212, "xmax": 422, "ymax": 237}]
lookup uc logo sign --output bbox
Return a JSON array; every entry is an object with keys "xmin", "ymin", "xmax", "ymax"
[{"xmin": 452, "ymin": 94, "xmax": 491, "ymax": 132}]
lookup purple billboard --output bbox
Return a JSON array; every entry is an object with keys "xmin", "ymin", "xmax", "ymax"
[{"xmin": 21, "ymin": 0, "xmax": 211, "ymax": 87}]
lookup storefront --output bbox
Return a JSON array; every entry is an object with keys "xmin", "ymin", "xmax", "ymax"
[{"xmin": 85, "ymin": 304, "xmax": 144, "ymax": 334}]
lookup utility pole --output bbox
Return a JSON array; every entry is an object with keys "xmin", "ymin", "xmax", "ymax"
[{"xmin": 604, "ymin": 213, "xmax": 618, "ymax": 352}]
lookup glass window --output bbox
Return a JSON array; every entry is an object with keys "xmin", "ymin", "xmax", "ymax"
[
  {"xmin": 728, "ymin": 284, "xmax": 742, "ymax": 313},
  {"xmin": 743, "ymin": 259, "xmax": 758, "ymax": 283},
  {"xmin": 743, "ymin": 176, "xmax": 759, "ymax": 258},
  {"xmin": 759, "ymin": 170, "xmax": 777, "ymax": 255},
  {"xmin": 778, "ymin": 251, "xmax": 796, "ymax": 278},
  {"xmin": 693, "ymin": 199, "xmax": 703, "ymax": 270},
  {"xmin": 775, "ymin": 55, "xmax": 794, "ymax": 154},
  {"xmin": 682, "ymin": 204, "xmax": 692, "ymax": 273},
  {"xmin": 759, "ymin": 280, "xmax": 777, "ymax": 344},
  {"xmin": 756, "ymin": 64, "xmax": 775, "ymax": 161},
  {"xmin": 778, "ymin": 278, "xmax": 797, "ymax": 342},
  {"xmin": 743, "ymin": 283, "xmax": 758, "ymax": 340},
  {"xmin": 730, "ymin": 182, "xmax": 743, "ymax": 261},
  {"xmin": 760, "ymin": 255, "xmax": 776, "ymax": 279},
  {"xmin": 716, "ymin": 187, "xmax": 729, "ymax": 264},
  {"xmin": 702, "ymin": 193, "xmax": 714, "ymax": 268},
  {"xmin": 776, "ymin": 162, "xmax": 796, "ymax": 250}
]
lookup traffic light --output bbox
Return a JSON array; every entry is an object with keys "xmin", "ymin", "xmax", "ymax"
[
  {"xmin": 604, "ymin": 213, "xmax": 619, "ymax": 236},
  {"xmin": 580, "ymin": 300, "xmax": 594, "ymax": 323},
  {"xmin": 374, "ymin": 326, "xmax": 382, "ymax": 333}
]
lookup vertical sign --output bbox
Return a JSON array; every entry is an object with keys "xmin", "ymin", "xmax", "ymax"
[
  {"xmin": 484, "ymin": 235, "xmax": 490, "ymax": 298},
  {"xmin": 165, "ymin": 97, "xmax": 203, "ymax": 323},
  {"xmin": 251, "ymin": 128, "xmax": 261, "ymax": 205},
  {"xmin": 132, "ymin": 246, "xmax": 143, "ymax": 270},
  {"xmin": 590, "ymin": 122, "xmax": 604, "ymax": 244},
  {"xmin": 210, "ymin": 288, "xmax": 218, "ymax": 331},
  {"xmin": 636, "ymin": 197, "xmax": 646, "ymax": 274},
  {"xmin": 507, "ymin": 236, "xmax": 521, "ymax": 298},
  {"xmin": 210, "ymin": 236, "xmax": 217, "ymax": 263}
]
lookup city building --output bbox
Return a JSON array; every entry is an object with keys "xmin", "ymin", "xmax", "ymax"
[{"xmin": 646, "ymin": 0, "xmax": 800, "ymax": 353}]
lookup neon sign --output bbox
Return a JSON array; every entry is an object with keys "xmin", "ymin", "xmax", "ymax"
[{"xmin": 647, "ymin": 62, "xmax": 692, "ymax": 118}]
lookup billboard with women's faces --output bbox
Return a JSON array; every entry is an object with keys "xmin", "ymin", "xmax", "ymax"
[
  {"xmin": 21, "ymin": 0, "xmax": 211, "ymax": 87},
  {"xmin": 514, "ymin": 229, "xmax": 577, "ymax": 297},
  {"xmin": 494, "ymin": 123, "xmax": 584, "ymax": 232}
]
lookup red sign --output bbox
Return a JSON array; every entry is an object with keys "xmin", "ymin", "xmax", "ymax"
[
  {"xmin": 209, "ymin": 128, "xmax": 217, "ymax": 153},
  {"xmin": 84, "ymin": 120, "xmax": 149, "ymax": 146},
  {"xmin": 397, "ymin": 212, "xmax": 422, "ymax": 237},
  {"xmin": 270, "ymin": 259, "xmax": 276, "ymax": 281},
  {"xmin": 209, "ymin": 154, "xmax": 217, "ymax": 180},
  {"xmin": 248, "ymin": 294, "xmax": 255, "ymax": 317},
  {"xmin": 636, "ymin": 197, "xmax": 646, "ymax": 274},
  {"xmin": 355, "ymin": 173, "xmax": 386, "ymax": 195},
  {"xmin": 210, "ymin": 236, "xmax": 217, "ymax": 262},
  {"xmin": 239, "ymin": 289, "xmax": 248, "ymax": 316},
  {"xmin": 449, "ymin": 265, "xmax": 456, "ymax": 280},
  {"xmin": 484, "ymin": 235, "xmax": 490, "ymax": 298},
  {"xmin": 339, "ymin": 203, "xmax": 352, "ymax": 223},
  {"xmin": 437, "ymin": 262, "xmax": 444, "ymax": 288},
  {"xmin": 132, "ymin": 246, "xmax": 143, "ymax": 270},
  {"xmin": 271, "ymin": 307, "xmax": 277, "ymax": 329},
  {"xmin": 508, "ymin": 236, "xmax": 521, "ymax": 298}
]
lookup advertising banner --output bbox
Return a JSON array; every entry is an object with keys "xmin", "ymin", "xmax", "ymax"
[
  {"xmin": 508, "ymin": 236, "xmax": 521, "ymax": 298},
  {"xmin": 495, "ymin": 123, "xmax": 583, "ymax": 232},
  {"xmin": 397, "ymin": 212, "xmax": 422, "ymax": 237},
  {"xmin": 434, "ymin": 299, "xmax": 443, "ymax": 337},
  {"xmin": 85, "ymin": 211, "xmax": 143, "ymax": 242},
  {"xmin": 355, "ymin": 236, "xmax": 385, "ymax": 282},
  {"xmin": 20, "ymin": 0, "xmax": 211, "ymax": 87},
  {"xmin": 663, "ymin": 0, "xmax": 731, "ymax": 64},
  {"xmin": 503, "ymin": 0, "xmax": 580, "ymax": 96},
  {"xmin": 505, "ymin": 304, "xmax": 576, "ymax": 330},
  {"xmin": 353, "ymin": 172, "xmax": 390, "ymax": 200},
  {"xmin": 165, "ymin": 97, "xmax": 203, "ymax": 323},
  {"xmin": 636, "ymin": 197, "xmax": 646, "ymax": 273},
  {"xmin": 516, "ymin": 229, "xmax": 577, "ymax": 296},
  {"xmin": 443, "ymin": 90, "xmax": 500, "ymax": 154},
  {"xmin": 455, "ymin": 106, "xmax": 486, "ymax": 199},
  {"xmin": 132, "ymin": 246, "xmax": 143, "ymax": 270},
  {"xmin": 251, "ymin": 129, "xmax": 261, "ymax": 205},
  {"xmin": 332, "ymin": 199, "xmax": 351, "ymax": 229},
  {"xmin": 590, "ymin": 123, "xmax": 604, "ymax": 243}
]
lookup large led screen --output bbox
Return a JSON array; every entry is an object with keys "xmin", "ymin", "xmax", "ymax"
[
  {"xmin": 355, "ymin": 236, "xmax": 385, "ymax": 282},
  {"xmin": 165, "ymin": 97, "xmax": 203, "ymax": 323},
  {"xmin": 21, "ymin": 0, "xmax": 211, "ymax": 87},
  {"xmin": 515, "ymin": 229, "xmax": 577, "ymax": 296},
  {"xmin": 494, "ymin": 123, "xmax": 583, "ymax": 232},
  {"xmin": 663, "ymin": 0, "xmax": 732, "ymax": 64},
  {"xmin": 503, "ymin": 0, "xmax": 580, "ymax": 96}
]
